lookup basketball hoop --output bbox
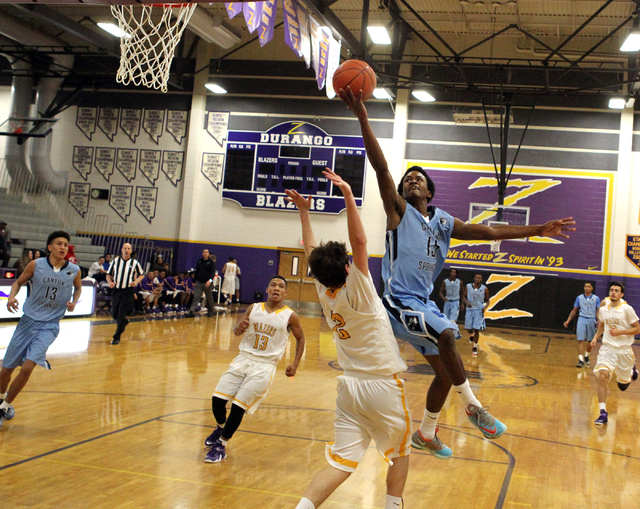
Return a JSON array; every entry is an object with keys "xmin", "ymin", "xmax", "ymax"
[
  {"xmin": 490, "ymin": 240, "xmax": 502, "ymax": 253},
  {"xmin": 9, "ymin": 116, "xmax": 24, "ymax": 134},
  {"xmin": 110, "ymin": 3, "xmax": 197, "ymax": 93}
]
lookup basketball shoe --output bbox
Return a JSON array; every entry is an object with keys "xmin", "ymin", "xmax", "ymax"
[
  {"xmin": 472, "ymin": 346, "xmax": 478, "ymax": 356},
  {"xmin": 576, "ymin": 360, "xmax": 585, "ymax": 368},
  {"xmin": 204, "ymin": 426, "xmax": 223, "ymax": 447},
  {"xmin": 411, "ymin": 428, "xmax": 452, "ymax": 459},
  {"xmin": 204, "ymin": 442, "xmax": 227, "ymax": 463},
  {"xmin": 466, "ymin": 404, "xmax": 507, "ymax": 439},
  {"xmin": 594, "ymin": 410, "xmax": 608, "ymax": 426},
  {"xmin": 632, "ymin": 365, "xmax": 638, "ymax": 382}
]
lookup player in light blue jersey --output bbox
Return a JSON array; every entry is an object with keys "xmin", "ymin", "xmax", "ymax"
[
  {"xmin": 338, "ymin": 86, "xmax": 576, "ymax": 457},
  {"xmin": 439, "ymin": 268, "xmax": 463, "ymax": 322},
  {"xmin": 564, "ymin": 282, "xmax": 600, "ymax": 368},
  {"xmin": 464, "ymin": 273, "xmax": 490, "ymax": 356},
  {"xmin": 0, "ymin": 231, "xmax": 81, "ymax": 429}
]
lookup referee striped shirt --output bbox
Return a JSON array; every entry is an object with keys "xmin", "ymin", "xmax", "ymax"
[{"xmin": 109, "ymin": 256, "xmax": 143, "ymax": 289}]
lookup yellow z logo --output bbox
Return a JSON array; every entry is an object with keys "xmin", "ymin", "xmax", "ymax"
[
  {"xmin": 331, "ymin": 312, "xmax": 351, "ymax": 340},
  {"xmin": 484, "ymin": 274, "xmax": 534, "ymax": 320}
]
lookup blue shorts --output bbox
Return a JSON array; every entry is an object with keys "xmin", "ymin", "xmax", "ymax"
[
  {"xmin": 465, "ymin": 308, "xmax": 486, "ymax": 331},
  {"xmin": 576, "ymin": 317, "xmax": 596, "ymax": 341},
  {"xmin": 3, "ymin": 316, "xmax": 59, "ymax": 369},
  {"xmin": 383, "ymin": 294, "xmax": 461, "ymax": 356},
  {"xmin": 443, "ymin": 300, "xmax": 460, "ymax": 322}
]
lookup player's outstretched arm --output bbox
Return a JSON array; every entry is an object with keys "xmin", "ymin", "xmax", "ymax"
[
  {"xmin": 452, "ymin": 217, "xmax": 576, "ymax": 241},
  {"xmin": 285, "ymin": 190, "xmax": 317, "ymax": 258},
  {"xmin": 7, "ymin": 260, "xmax": 35, "ymax": 313},
  {"xmin": 564, "ymin": 306, "xmax": 579, "ymax": 328},
  {"xmin": 337, "ymin": 86, "xmax": 404, "ymax": 227},
  {"xmin": 285, "ymin": 312, "xmax": 305, "ymax": 377},
  {"xmin": 66, "ymin": 270, "xmax": 83, "ymax": 312},
  {"xmin": 232, "ymin": 304, "xmax": 253, "ymax": 336},
  {"xmin": 323, "ymin": 168, "xmax": 368, "ymax": 275}
]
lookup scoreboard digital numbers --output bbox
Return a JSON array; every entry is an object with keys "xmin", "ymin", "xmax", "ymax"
[{"xmin": 222, "ymin": 121, "xmax": 366, "ymax": 214}]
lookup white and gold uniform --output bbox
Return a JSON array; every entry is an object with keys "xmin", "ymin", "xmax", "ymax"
[
  {"xmin": 594, "ymin": 301, "xmax": 639, "ymax": 383},
  {"xmin": 221, "ymin": 262, "xmax": 238, "ymax": 295},
  {"xmin": 317, "ymin": 264, "xmax": 411, "ymax": 473},
  {"xmin": 213, "ymin": 303, "xmax": 293, "ymax": 414}
]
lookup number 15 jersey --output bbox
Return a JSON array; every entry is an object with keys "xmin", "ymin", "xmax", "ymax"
[
  {"xmin": 238, "ymin": 303, "xmax": 294, "ymax": 363},
  {"xmin": 383, "ymin": 203, "xmax": 454, "ymax": 301},
  {"xmin": 316, "ymin": 264, "xmax": 407, "ymax": 377}
]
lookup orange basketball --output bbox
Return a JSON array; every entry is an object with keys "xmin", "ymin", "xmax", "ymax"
[{"xmin": 332, "ymin": 59, "xmax": 377, "ymax": 101}]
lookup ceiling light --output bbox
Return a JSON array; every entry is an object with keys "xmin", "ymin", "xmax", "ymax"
[
  {"xmin": 205, "ymin": 83, "xmax": 227, "ymax": 94},
  {"xmin": 97, "ymin": 22, "xmax": 129, "ymax": 38},
  {"xmin": 412, "ymin": 90, "xmax": 436, "ymax": 102},
  {"xmin": 372, "ymin": 88, "xmax": 393, "ymax": 100},
  {"xmin": 608, "ymin": 98, "xmax": 626, "ymax": 109},
  {"xmin": 367, "ymin": 26, "xmax": 391, "ymax": 45},
  {"xmin": 188, "ymin": 7, "xmax": 242, "ymax": 49},
  {"xmin": 621, "ymin": 31, "xmax": 640, "ymax": 51}
]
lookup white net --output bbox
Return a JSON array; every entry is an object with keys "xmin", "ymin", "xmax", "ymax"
[
  {"xmin": 490, "ymin": 240, "xmax": 502, "ymax": 253},
  {"xmin": 110, "ymin": 3, "xmax": 197, "ymax": 93}
]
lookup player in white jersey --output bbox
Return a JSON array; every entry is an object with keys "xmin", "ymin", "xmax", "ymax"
[
  {"xmin": 338, "ymin": 86, "xmax": 576, "ymax": 457},
  {"xmin": 463, "ymin": 273, "xmax": 490, "ymax": 356},
  {"xmin": 202, "ymin": 275, "xmax": 305, "ymax": 463},
  {"xmin": 220, "ymin": 257, "xmax": 237, "ymax": 305},
  {"xmin": 590, "ymin": 281, "xmax": 639, "ymax": 426},
  {"xmin": 439, "ymin": 268, "xmax": 463, "ymax": 322},
  {"xmin": 287, "ymin": 169, "xmax": 410, "ymax": 509},
  {"xmin": 0, "ymin": 231, "xmax": 82, "ymax": 428},
  {"xmin": 563, "ymin": 282, "xmax": 600, "ymax": 367}
]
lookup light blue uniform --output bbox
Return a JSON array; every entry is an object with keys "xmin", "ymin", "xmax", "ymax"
[
  {"xmin": 4, "ymin": 258, "xmax": 79, "ymax": 369},
  {"xmin": 443, "ymin": 278, "xmax": 461, "ymax": 322},
  {"xmin": 574, "ymin": 293, "xmax": 600, "ymax": 341},
  {"xmin": 464, "ymin": 283, "xmax": 487, "ymax": 331},
  {"xmin": 382, "ymin": 203, "xmax": 460, "ymax": 356}
]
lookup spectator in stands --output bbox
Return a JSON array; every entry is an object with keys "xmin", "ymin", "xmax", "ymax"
[
  {"xmin": 65, "ymin": 245, "xmax": 78, "ymax": 265},
  {"xmin": 151, "ymin": 255, "xmax": 166, "ymax": 273},
  {"xmin": 103, "ymin": 253, "xmax": 112, "ymax": 272},
  {"xmin": 34, "ymin": 249, "xmax": 45, "ymax": 260},
  {"xmin": 0, "ymin": 220, "xmax": 11, "ymax": 268},
  {"xmin": 88, "ymin": 256, "xmax": 108, "ymax": 283},
  {"xmin": 13, "ymin": 249, "xmax": 33, "ymax": 275}
]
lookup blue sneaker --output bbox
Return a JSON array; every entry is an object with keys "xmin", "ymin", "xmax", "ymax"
[
  {"xmin": 466, "ymin": 404, "xmax": 507, "ymax": 439},
  {"xmin": 4, "ymin": 404, "xmax": 15, "ymax": 421},
  {"xmin": 204, "ymin": 443, "xmax": 226, "ymax": 463},
  {"xmin": 0, "ymin": 407, "xmax": 5, "ymax": 429},
  {"xmin": 595, "ymin": 410, "xmax": 608, "ymax": 426},
  {"xmin": 204, "ymin": 426, "xmax": 223, "ymax": 447},
  {"xmin": 411, "ymin": 428, "xmax": 452, "ymax": 459}
]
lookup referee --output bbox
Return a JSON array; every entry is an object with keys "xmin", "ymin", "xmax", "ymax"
[{"xmin": 107, "ymin": 243, "xmax": 144, "ymax": 345}]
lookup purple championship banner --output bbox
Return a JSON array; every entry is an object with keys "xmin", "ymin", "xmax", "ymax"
[
  {"xmin": 408, "ymin": 162, "xmax": 614, "ymax": 273},
  {"xmin": 222, "ymin": 121, "xmax": 366, "ymax": 214}
]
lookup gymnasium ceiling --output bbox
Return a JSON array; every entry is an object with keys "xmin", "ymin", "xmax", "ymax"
[{"xmin": 1, "ymin": 0, "xmax": 640, "ymax": 100}]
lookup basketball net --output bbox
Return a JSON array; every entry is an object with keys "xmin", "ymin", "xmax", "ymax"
[
  {"xmin": 110, "ymin": 3, "xmax": 197, "ymax": 93},
  {"xmin": 490, "ymin": 239, "xmax": 502, "ymax": 253}
]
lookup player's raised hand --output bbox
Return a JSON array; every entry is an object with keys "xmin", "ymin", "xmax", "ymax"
[
  {"xmin": 285, "ymin": 363, "xmax": 298, "ymax": 377},
  {"xmin": 66, "ymin": 301, "xmax": 76, "ymax": 312},
  {"xmin": 323, "ymin": 167, "xmax": 353, "ymax": 196},
  {"xmin": 233, "ymin": 316, "xmax": 250, "ymax": 335},
  {"xmin": 540, "ymin": 217, "xmax": 576, "ymax": 239},
  {"xmin": 285, "ymin": 189, "xmax": 312, "ymax": 212},
  {"xmin": 7, "ymin": 297, "xmax": 19, "ymax": 313},
  {"xmin": 337, "ymin": 86, "xmax": 367, "ymax": 120}
]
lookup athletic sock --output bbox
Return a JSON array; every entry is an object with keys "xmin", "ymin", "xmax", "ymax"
[
  {"xmin": 453, "ymin": 380, "xmax": 482, "ymax": 410},
  {"xmin": 220, "ymin": 438, "xmax": 229, "ymax": 446},
  {"xmin": 579, "ymin": 355, "xmax": 584, "ymax": 362},
  {"xmin": 385, "ymin": 495, "xmax": 403, "ymax": 509},
  {"xmin": 0, "ymin": 400, "xmax": 9, "ymax": 410},
  {"xmin": 295, "ymin": 498, "xmax": 316, "ymax": 509},
  {"xmin": 419, "ymin": 410, "xmax": 440, "ymax": 440},
  {"xmin": 599, "ymin": 403, "xmax": 607, "ymax": 412},
  {"xmin": 584, "ymin": 352, "xmax": 590, "ymax": 360},
  {"xmin": 0, "ymin": 392, "xmax": 7, "ymax": 400}
]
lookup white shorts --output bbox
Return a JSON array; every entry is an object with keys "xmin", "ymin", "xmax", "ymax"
[
  {"xmin": 325, "ymin": 374, "xmax": 412, "ymax": 473},
  {"xmin": 594, "ymin": 344, "xmax": 636, "ymax": 383},
  {"xmin": 213, "ymin": 353, "xmax": 277, "ymax": 414},
  {"xmin": 221, "ymin": 277, "xmax": 236, "ymax": 295},
  {"xmin": 139, "ymin": 291, "xmax": 152, "ymax": 299}
]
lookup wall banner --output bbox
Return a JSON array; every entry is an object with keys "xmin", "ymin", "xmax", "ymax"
[
  {"xmin": 116, "ymin": 148, "xmax": 138, "ymax": 182},
  {"xmin": 109, "ymin": 185, "xmax": 133, "ymax": 222},
  {"xmin": 166, "ymin": 110, "xmax": 188, "ymax": 144},
  {"xmin": 68, "ymin": 182, "xmax": 90, "ymax": 217},
  {"xmin": 202, "ymin": 153, "xmax": 225, "ymax": 189},
  {"xmin": 139, "ymin": 149, "xmax": 161, "ymax": 185},
  {"xmin": 120, "ymin": 108, "xmax": 142, "ymax": 142},
  {"xmin": 162, "ymin": 151, "xmax": 184, "ymax": 186},
  {"xmin": 98, "ymin": 107, "xmax": 119, "ymax": 141},
  {"xmin": 143, "ymin": 109, "xmax": 165, "ymax": 144},
  {"xmin": 76, "ymin": 107, "xmax": 97, "ymax": 141},
  {"xmin": 206, "ymin": 111, "xmax": 229, "ymax": 147},
  {"xmin": 135, "ymin": 186, "xmax": 158, "ymax": 223},
  {"xmin": 72, "ymin": 146, "xmax": 93, "ymax": 180},
  {"xmin": 626, "ymin": 235, "xmax": 640, "ymax": 271},
  {"xmin": 221, "ymin": 121, "xmax": 366, "ymax": 214},
  {"xmin": 94, "ymin": 147, "xmax": 116, "ymax": 182}
]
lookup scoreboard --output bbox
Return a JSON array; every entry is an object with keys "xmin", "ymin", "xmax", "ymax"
[{"xmin": 222, "ymin": 121, "xmax": 366, "ymax": 214}]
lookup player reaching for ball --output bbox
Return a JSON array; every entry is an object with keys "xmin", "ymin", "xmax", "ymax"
[
  {"xmin": 337, "ymin": 85, "xmax": 577, "ymax": 458},
  {"xmin": 287, "ymin": 168, "xmax": 411, "ymax": 509}
]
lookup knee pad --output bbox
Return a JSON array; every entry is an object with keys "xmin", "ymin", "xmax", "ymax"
[{"xmin": 618, "ymin": 382, "xmax": 630, "ymax": 392}]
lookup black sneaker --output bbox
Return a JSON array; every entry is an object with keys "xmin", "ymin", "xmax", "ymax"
[
  {"xmin": 576, "ymin": 360, "xmax": 585, "ymax": 368},
  {"xmin": 472, "ymin": 346, "xmax": 478, "ymax": 356},
  {"xmin": 632, "ymin": 365, "xmax": 638, "ymax": 382},
  {"xmin": 111, "ymin": 337, "xmax": 121, "ymax": 345},
  {"xmin": 584, "ymin": 357, "xmax": 590, "ymax": 366}
]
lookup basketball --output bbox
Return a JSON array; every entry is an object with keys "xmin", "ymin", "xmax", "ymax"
[{"xmin": 332, "ymin": 59, "xmax": 377, "ymax": 101}]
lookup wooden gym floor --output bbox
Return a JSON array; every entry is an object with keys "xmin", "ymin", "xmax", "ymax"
[{"xmin": 0, "ymin": 308, "xmax": 639, "ymax": 509}]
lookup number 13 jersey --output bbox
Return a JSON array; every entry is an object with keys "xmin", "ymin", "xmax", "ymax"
[
  {"xmin": 24, "ymin": 258, "xmax": 79, "ymax": 322},
  {"xmin": 238, "ymin": 303, "xmax": 294, "ymax": 363},
  {"xmin": 316, "ymin": 265, "xmax": 407, "ymax": 377}
]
